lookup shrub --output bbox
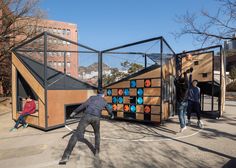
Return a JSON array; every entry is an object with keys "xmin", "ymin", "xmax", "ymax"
[{"xmin": 226, "ymin": 81, "xmax": 236, "ymax": 92}]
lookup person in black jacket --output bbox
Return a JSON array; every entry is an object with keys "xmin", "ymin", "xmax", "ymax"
[
  {"xmin": 174, "ymin": 70, "xmax": 189, "ymax": 133},
  {"xmin": 59, "ymin": 90, "xmax": 114, "ymax": 165}
]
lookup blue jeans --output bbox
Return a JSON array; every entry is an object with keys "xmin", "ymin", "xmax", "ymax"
[
  {"xmin": 14, "ymin": 113, "xmax": 29, "ymax": 128},
  {"xmin": 177, "ymin": 101, "xmax": 188, "ymax": 128}
]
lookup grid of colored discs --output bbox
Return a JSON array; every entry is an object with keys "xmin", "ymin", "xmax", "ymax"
[
  {"xmin": 144, "ymin": 79, "xmax": 151, "ymax": 87},
  {"xmin": 124, "ymin": 88, "xmax": 129, "ymax": 96},
  {"xmin": 118, "ymin": 97, "xmax": 123, "ymax": 104},
  {"xmin": 130, "ymin": 80, "xmax": 136, "ymax": 88},
  {"xmin": 112, "ymin": 97, "xmax": 117, "ymax": 103},
  {"xmin": 118, "ymin": 89, "xmax": 123, "ymax": 96},
  {"xmin": 130, "ymin": 105, "xmax": 136, "ymax": 113},
  {"xmin": 144, "ymin": 105, "xmax": 151, "ymax": 113},
  {"xmin": 107, "ymin": 89, "xmax": 112, "ymax": 96},
  {"xmin": 124, "ymin": 104, "xmax": 129, "ymax": 112}
]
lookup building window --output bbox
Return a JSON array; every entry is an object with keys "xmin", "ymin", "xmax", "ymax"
[
  {"xmin": 54, "ymin": 62, "xmax": 57, "ymax": 67},
  {"xmin": 67, "ymin": 52, "xmax": 71, "ymax": 57},
  {"xmin": 67, "ymin": 72, "xmax": 71, "ymax": 76},
  {"xmin": 62, "ymin": 62, "xmax": 64, "ymax": 67},
  {"xmin": 67, "ymin": 62, "xmax": 71, "ymax": 67},
  {"xmin": 53, "ymin": 39, "xmax": 57, "ymax": 44},
  {"xmin": 58, "ymin": 62, "xmax": 62, "ymax": 67},
  {"xmin": 53, "ymin": 28, "xmax": 57, "ymax": 34},
  {"xmin": 66, "ymin": 29, "xmax": 71, "ymax": 35},
  {"xmin": 67, "ymin": 41, "xmax": 70, "ymax": 45},
  {"xmin": 63, "ymin": 41, "xmax": 66, "ymax": 45},
  {"xmin": 63, "ymin": 29, "xmax": 66, "ymax": 35},
  {"xmin": 48, "ymin": 52, "xmax": 52, "ymax": 56}
]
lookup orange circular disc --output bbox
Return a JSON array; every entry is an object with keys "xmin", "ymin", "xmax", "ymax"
[
  {"xmin": 124, "ymin": 105, "xmax": 129, "ymax": 112},
  {"xmin": 112, "ymin": 104, "xmax": 117, "ymax": 111},
  {"xmin": 145, "ymin": 79, "xmax": 151, "ymax": 87},
  {"xmin": 118, "ymin": 89, "xmax": 123, "ymax": 96},
  {"xmin": 144, "ymin": 106, "xmax": 151, "ymax": 113}
]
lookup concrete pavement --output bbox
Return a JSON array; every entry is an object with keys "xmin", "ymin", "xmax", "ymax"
[{"xmin": 0, "ymin": 98, "xmax": 236, "ymax": 168}]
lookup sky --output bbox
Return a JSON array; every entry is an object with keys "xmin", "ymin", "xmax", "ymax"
[{"xmin": 39, "ymin": 0, "xmax": 220, "ymax": 53}]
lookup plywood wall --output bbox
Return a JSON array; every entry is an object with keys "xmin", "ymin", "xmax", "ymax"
[{"xmin": 47, "ymin": 89, "xmax": 96, "ymax": 127}]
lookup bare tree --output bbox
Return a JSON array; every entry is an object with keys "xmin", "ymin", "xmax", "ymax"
[
  {"xmin": 0, "ymin": 0, "xmax": 45, "ymax": 95},
  {"xmin": 175, "ymin": 0, "xmax": 236, "ymax": 46}
]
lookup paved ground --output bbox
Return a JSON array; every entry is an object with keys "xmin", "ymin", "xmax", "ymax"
[{"xmin": 0, "ymin": 98, "xmax": 236, "ymax": 168}]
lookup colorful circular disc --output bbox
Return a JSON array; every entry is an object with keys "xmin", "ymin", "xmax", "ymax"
[
  {"xmin": 130, "ymin": 80, "xmax": 136, "ymax": 88},
  {"xmin": 144, "ymin": 105, "xmax": 151, "ymax": 113},
  {"xmin": 124, "ymin": 88, "xmax": 130, "ymax": 96},
  {"xmin": 137, "ymin": 97, "xmax": 143, "ymax": 104},
  {"xmin": 112, "ymin": 97, "xmax": 117, "ymax": 103},
  {"xmin": 112, "ymin": 104, "xmax": 117, "ymax": 111},
  {"xmin": 124, "ymin": 104, "xmax": 129, "ymax": 112},
  {"xmin": 108, "ymin": 104, "xmax": 112, "ymax": 110},
  {"xmin": 118, "ymin": 89, "xmax": 123, "ymax": 96},
  {"xmin": 107, "ymin": 89, "xmax": 112, "ymax": 96},
  {"xmin": 130, "ymin": 105, "xmax": 136, "ymax": 113},
  {"xmin": 137, "ymin": 88, "xmax": 143, "ymax": 96},
  {"xmin": 145, "ymin": 79, "xmax": 151, "ymax": 87},
  {"xmin": 118, "ymin": 97, "xmax": 123, "ymax": 104}
]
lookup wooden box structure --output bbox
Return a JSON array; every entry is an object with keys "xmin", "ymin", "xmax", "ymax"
[
  {"xmin": 11, "ymin": 33, "xmax": 225, "ymax": 130},
  {"xmin": 12, "ymin": 32, "xmax": 98, "ymax": 130}
]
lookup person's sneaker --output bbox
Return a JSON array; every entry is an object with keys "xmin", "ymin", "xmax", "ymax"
[
  {"xmin": 179, "ymin": 126, "xmax": 187, "ymax": 133},
  {"xmin": 23, "ymin": 123, "xmax": 28, "ymax": 128},
  {"xmin": 59, "ymin": 156, "xmax": 69, "ymax": 165},
  {"xmin": 186, "ymin": 120, "xmax": 191, "ymax": 126},
  {"xmin": 197, "ymin": 120, "xmax": 204, "ymax": 128},
  {"xmin": 9, "ymin": 128, "xmax": 17, "ymax": 132}
]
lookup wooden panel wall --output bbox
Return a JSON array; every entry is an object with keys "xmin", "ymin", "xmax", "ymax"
[
  {"xmin": 12, "ymin": 53, "xmax": 45, "ymax": 103},
  {"xmin": 47, "ymin": 89, "xmax": 96, "ymax": 127},
  {"xmin": 12, "ymin": 65, "xmax": 17, "ymax": 120},
  {"xmin": 182, "ymin": 53, "xmax": 213, "ymax": 82}
]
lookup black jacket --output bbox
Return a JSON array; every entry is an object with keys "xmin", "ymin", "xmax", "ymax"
[
  {"xmin": 73, "ymin": 95, "xmax": 113, "ymax": 117},
  {"xmin": 174, "ymin": 73, "xmax": 189, "ymax": 102}
]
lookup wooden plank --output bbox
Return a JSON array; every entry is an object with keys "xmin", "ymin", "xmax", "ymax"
[
  {"xmin": 131, "ymin": 67, "xmax": 161, "ymax": 79},
  {"xmin": 144, "ymin": 88, "xmax": 161, "ymax": 96},
  {"xmin": 136, "ymin": 113, "xmax": 144, "ymax": 120},
  {"xmin": 136, "ymin": 105, "xmax": 144, "ymax": 112},
  {"xmin": 102, "ymin": 110, "xmax": 108, "ymax": 116},
  {"xmin": 130, "ymin": 88, "xmax": 137, "ymax": 96},
  {"xmin": 151, "ymin": 106, "xmax": 160, "ymax": 114},
  {"xmin": 38, "ymin": 99, "xmax": 45, "ymax": 128},
  {"xmin": 117, "ymin": 112, "xmax": 124, "ymax": 118},
  {"xmin": 151, "ymin": 115, "xmax": 160, "ymax": 122},
  {"xmin": 12, "ymin": 53, "xmax": 45, "ymax": 103},
  {"xmin": 104, "ymin": 96, "xmax": 112, "ymax": 103},
  {"xmin": 12, "ymin": 64, "xmax": 17, "ymax": 120},
  {"xmin": 136, "ymin": 80, "xmax": 144, "ymax": 87},
  {"xmin": 107, "ymin": 81, "xmax": 130, "ymax": 88},
  {"xmin": 47, "ymin": 89, "xmax": 96, "ymax": 127},
  {"xmin": 144, "ymin": 97, "xmax": 160, "ymax": 105},
  {"xmin": 151, "ymin": 79, "xmax": 161, "ymax": 87},
  {"xmin": 162, "ymin": 102, "xmax": 169, "ymax": 120},
  {"xmin": 26, "ymin": 115, "xmax": 39, "ymax": 125},
  {"xmin": 123, "ymin": 96, "xmax": 130, "ymax": 104},
  {"xmin": 112, "ymin": 89, "xmax": 117, "ymax": 96},
  {"xmin": 117, "ymin": 104, "xmax": 123, "ymax": 111}
]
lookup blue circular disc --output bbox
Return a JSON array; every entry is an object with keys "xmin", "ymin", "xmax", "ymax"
[
  {"xmin": 124, "ymin": 88, "xmax": 130, "ymax": 96},
  {"xmin": 137, "ymin": 88, "xmax": 143, "ymax": 96},
  {"xmin": 108, "ymin": 104, "xmax": 112, "ymax": 110},
  {"xmin": 107, "ymin": 89, "xmax": 112, "ymax": 96},
  {"xmin": 130, "ymin": 80, "xmax": 136, "ymax": 88},
  {"xmin": 118, "ymin": 97, "xmax": 123, "ymax": 104},
  {"xmin": 130, "ymin": 105, "xmax": 136, "ymax": 113},
  {"xmin": 137, "ymin": 97, "xmax": 143, "ymax": 104},
  {"xmin": 112, "ymin": 97, "xmax": 117, "ymax": 103}
]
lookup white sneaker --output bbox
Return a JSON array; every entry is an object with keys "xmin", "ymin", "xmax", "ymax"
[
  {"xmin": 197, "ymin": 120, "xmax": 204, "ymax": 128},
  {"xmin": 179, "ymin": 126, "xmax": 187, "ymax": 133}
]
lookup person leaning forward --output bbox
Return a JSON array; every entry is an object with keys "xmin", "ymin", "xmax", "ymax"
[{"xmin": 59, "ymin": 89, "xmax": 114, "ymax": 165}]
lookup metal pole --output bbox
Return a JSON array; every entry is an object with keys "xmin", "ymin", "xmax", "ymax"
[
  {"xmin": 98, "ymin": 52, "xmax": 102, "ymax": 91},
  {"xmin": 64, "ymin": 52, "xmax": 66, "ymax": 89},
  {"xmin": 144, "ymin": 54, "xmax": 147, "ymax": 68},
  {"xmin": 44, "ymin": 32, "xmax": 48, "ymax": 129},
  {"xmin": 211, "ymin": 52, "xmax": 214, "ymax": 112},
  {"xmin": 160, "ymin": 38, "xmax": 163, "ymax": 124}
]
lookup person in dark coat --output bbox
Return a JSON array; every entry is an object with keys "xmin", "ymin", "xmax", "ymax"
[
  {"xmin": 187, "ymin": 68, "xmax": 203, "ymax": 128},
  {"xmin": 59, "ymin": 90, "xmax": 114, "ymax": 165},
  {"xmin": 174, "ymin": 70, "xmax": 189, "ymax": 132}
]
